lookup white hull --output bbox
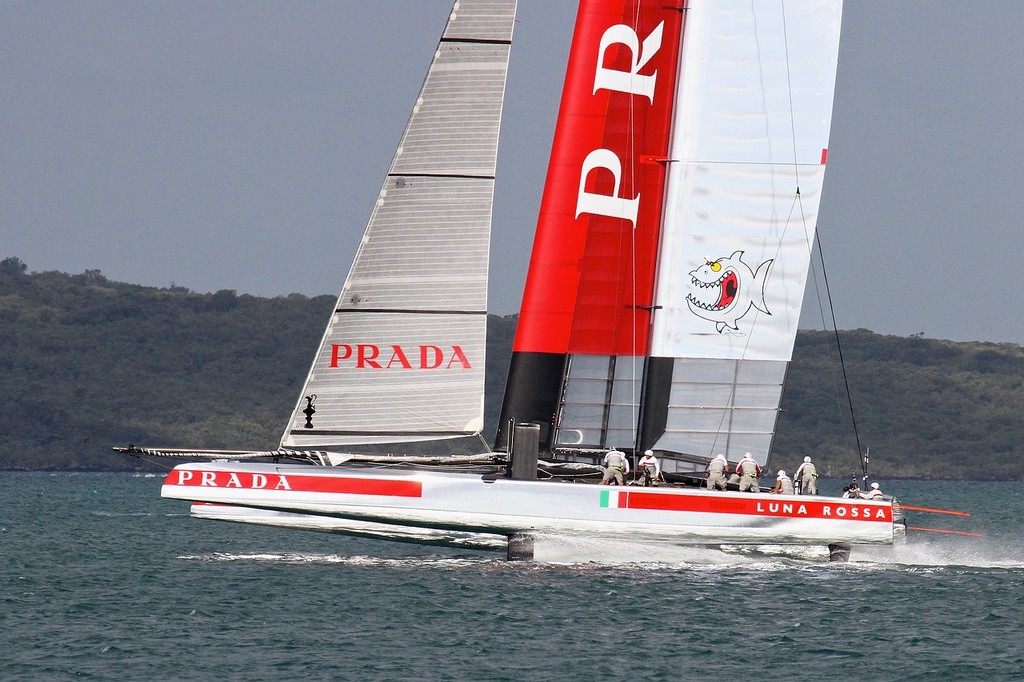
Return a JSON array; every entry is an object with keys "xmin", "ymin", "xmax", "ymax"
[{"xmin": 165, "ymin": 461, "xmax": 901, "ymax": 547}]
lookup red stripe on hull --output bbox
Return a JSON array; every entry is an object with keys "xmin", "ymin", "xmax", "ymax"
[
  {"xmin": 165, "ymin": 470, "xmax": 422, "ymax": 498},
  {"xmin": 514, "ymin": 0, "xmax": 684, "ymax": 356},
  {"xmin": 623, "ymin": 491, "xmax": 893, "ymax": 523}
]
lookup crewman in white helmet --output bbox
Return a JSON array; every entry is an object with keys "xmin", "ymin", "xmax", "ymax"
[
  {"xmin": 771, "ymin": 470, "xmax": 795, "ymax": 494},
  {"xmin": 862, "ymin": 481, "xmax": 884, "ymax": 500},
  {"xmin": 794, "ymin": 455, "xmax": 818, "ymax": 495},
  {"xmin": 735, "ymin": 452, "xmax": 761, "ymax": 493},
  {"xmin": 636, "ymin": 449, "xmax": 661, "ymax": 486},
  {"xmin": 705, "ymin": 453, "xmax": 729, "ymax": 491},
  {"xmin": 601, "ymin": 448, "xmax": 630, "ymax": 486}
]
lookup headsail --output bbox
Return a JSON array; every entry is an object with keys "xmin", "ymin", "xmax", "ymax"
[
  {"xmin": 499, "ymin": 0, "xmax": 843, "ymax": 473},
  {"xmin": 282, "ymin": 1, "xmax": 518, "ymax": 452}
]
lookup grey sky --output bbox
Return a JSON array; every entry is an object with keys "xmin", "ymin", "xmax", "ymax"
[{"xmin": 2, "ymin": 2, "xmax": 1022, "ymax": 344}]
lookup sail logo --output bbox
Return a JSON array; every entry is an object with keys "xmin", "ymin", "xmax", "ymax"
[
  {"xmin": 329, "ymin": 343, "xmax": 472, "ymax": 369},
  {"xmin": 686, "ymin": 251, "xmax": 773, "ymax": 333},
  {"xmin": 575, "ymin": 20, "xmax": 665, "ymax": 226},
  {"xmin": 608, "ymin": 489, "xmax": 892, "ymax": 522},
  {"xmin": 174, "ymin": 470, "xmax": 292, "ymax": 490},
  {"xmin": 168, "ymin": 469, "xmax": 423, "ymax": 498},
  {"xmin": 817, "ymin": 504, "xmax": 890, "ymax": 520}
]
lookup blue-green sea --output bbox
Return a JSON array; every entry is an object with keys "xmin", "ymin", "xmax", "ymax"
[{"xmin": 2, "ymin": 473, "xmax": 1022, "ymax": 681}]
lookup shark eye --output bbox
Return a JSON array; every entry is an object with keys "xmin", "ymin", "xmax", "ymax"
[{"xmin": 710, "ymin": 261, "xmax": 722, "ymax": 272}]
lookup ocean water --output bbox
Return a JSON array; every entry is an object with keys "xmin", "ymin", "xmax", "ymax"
[{"xmin": 2, "ymin": 473, "xmax": 1022, "ymax": 681}]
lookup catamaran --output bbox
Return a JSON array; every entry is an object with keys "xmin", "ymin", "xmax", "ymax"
[{"xmin": 118, "ymin": 0, "xmax": 911, "ymax": 561}]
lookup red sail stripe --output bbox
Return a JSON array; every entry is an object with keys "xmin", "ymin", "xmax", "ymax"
[
  {"xmin": 513, "ymin": 0, "xmax": 684, "ymax": 356},
  {"xmin": 622, "ymin": 491, "xmax": 893, "ymax": 523},
  {"xmin": 165, "ymin": 470, "xmax": 422, "ymax": 498}
]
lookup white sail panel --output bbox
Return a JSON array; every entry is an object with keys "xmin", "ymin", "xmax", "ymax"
[
  {"xmin": 653, "ymin": 162, "xmax": 826, "ymax": 360},
  {"xmin": 651, "ymin": 0, "xmax": 841, "ymax": 360},
  {"xmin": 654, "ymin": 358, "xmax": 787, "ymax": 468},
  {"xmin": 340, "ymin": 176, "xmax": 494, "ymax": 309},
  {"xmin": 648, "ymin": 0, "xmax": 841, "ymax": 466},
  {"xmin": 281, "ymin": 1, "xmax": 515, "ymax": 450},
  {"xmin": 283, "ymin": 311, "xmax": 486, "ymax": 448}
]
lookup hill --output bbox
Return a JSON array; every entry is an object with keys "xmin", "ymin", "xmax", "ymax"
[{"xmin": 1, "ymin": 257, "xmax": 1021, "ymax": 479}]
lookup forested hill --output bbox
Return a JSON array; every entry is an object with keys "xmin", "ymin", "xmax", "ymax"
[{"xmin": 2, "ymin": 258, "xmax": 1022, "ymax": 479}]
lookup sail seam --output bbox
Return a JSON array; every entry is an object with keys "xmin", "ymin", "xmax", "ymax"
[
  {"xmin": 441, "ymin": 37, "xmax": 512, "ymax": 46},
  {"xmin": 333, "ymin": 308, "xmax": 486, "ymax": 315},
  {"xmin": 287, "ymin": 430, "xmax": 477, "ymax": 437},
  {"xmin": 386, "ymin": 172, "xmax": 496, "ymax": 180}
]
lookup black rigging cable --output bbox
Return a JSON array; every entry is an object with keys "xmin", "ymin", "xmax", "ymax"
[{"xmin": 813, "ymin": 232, "xmax": 868, "ymax": 483}]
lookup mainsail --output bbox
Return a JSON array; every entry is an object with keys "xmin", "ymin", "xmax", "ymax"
[
  {"xmin": 281, "ymin": 1, "xmax": 517, "ymax": 452},
  {"xmin": 499, "ymin": 0, "xmax": 843, "ymax": 474}
]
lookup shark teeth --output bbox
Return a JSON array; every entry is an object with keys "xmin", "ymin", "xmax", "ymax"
[
  {"xmin": 686, "ymin": 273, "xmax": 727, "ymax": 311},
  {"xmin": 687, "ymin": 294, "xmax": 725, "ymax": 311}
]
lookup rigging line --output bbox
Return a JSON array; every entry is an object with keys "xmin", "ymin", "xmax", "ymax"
[
  {"xmin": 707, "ymin": 2, "xmax": 785, "ymax": 459},
  {"xmin": 624, "ymin": 0, "xmax": 642, "ymax": 449},
  {"xmin": 776, "ymin": 0, "xmax": 858, "ymax": 466},
  {"xmin": 806, "ymin": 234, "xmax": 856, "ymax": 453},
  {"xmin": 788, "ymin": 188, "xmax": 856, "ymax": 456},
  {"xmin": 815, "ymin": 231, "xmax": 866, "ymax": 467},
  {"xmin": 780, "ymin": 0, "xmax": 801, "ymax": 190}
]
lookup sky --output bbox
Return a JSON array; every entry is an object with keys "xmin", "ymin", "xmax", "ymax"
[{"xmin": 2, "ymin": 1, "xmax": 1023, "ymax": 344}]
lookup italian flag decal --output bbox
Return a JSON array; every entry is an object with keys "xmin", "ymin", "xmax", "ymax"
[{"xmin": 600, "ymin": 490, "xmax": 623, "ymax": 509}]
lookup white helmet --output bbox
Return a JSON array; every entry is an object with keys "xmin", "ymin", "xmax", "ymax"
[
  {"xmin": 716, "ymin": 453, "xmax": 726, "ymax": 461},
  {"xmin": 778, "ymin": 470, "xmax": 786, "ymax": 477},
  {"xmin": 870, "ymin": 482, "xmax": 880, "ymax": 489},
  {"xmin": 744, "ymin": 452, "xmax": 752, "ymax": 458},
  {"xmin": 804, "ymin": 456, "xmax": 811, "ymax": 463},
  {"xmin": 644, "ymin": 449, "xmax": 654, "ymax": 456}
]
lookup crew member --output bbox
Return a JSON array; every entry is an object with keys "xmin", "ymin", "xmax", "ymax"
[
  {"xmin": 735, "ymin": 452, "xmax": 761, "ymax": 493},
  {"xmin": 706, "ymin": 453, "xmax": 729, "ymax": 491},
  {"xmin": 862, "ymin": 481, "xmax": 884, "ymax": 500},
  {"xmin": 771, "ymin": 470, "xmax": 794, "ymax": 494},
  {"xmin": 601, "ymin": 449, "xmax": 630, "ymax": 486},
  {"xmin": 636, "ymin": 449, "xmax": 661, "ymax": 486},
  {"xmin": 794, "ymin": 456, "xmax": 818, "ymax": 495}
]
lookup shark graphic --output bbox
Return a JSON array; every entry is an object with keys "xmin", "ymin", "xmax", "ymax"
[{"xmin": 686, "ymin": 250, "xmax": 773, "ymax": 333}]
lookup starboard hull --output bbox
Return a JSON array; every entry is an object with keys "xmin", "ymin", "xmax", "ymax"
[{"xmin": 164, "ymin": 462, "xmax": 900, "ymax": 547}]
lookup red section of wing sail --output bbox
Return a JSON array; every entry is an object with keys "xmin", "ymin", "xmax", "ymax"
[{"xmin": 513, "ymin": 0, "xmax": 683, "ymax": 356}]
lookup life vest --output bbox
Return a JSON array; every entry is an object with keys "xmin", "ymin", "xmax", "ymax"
[{"xmin": 737, "ymin": 458, "xmax": 760, "ymax": 477}]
